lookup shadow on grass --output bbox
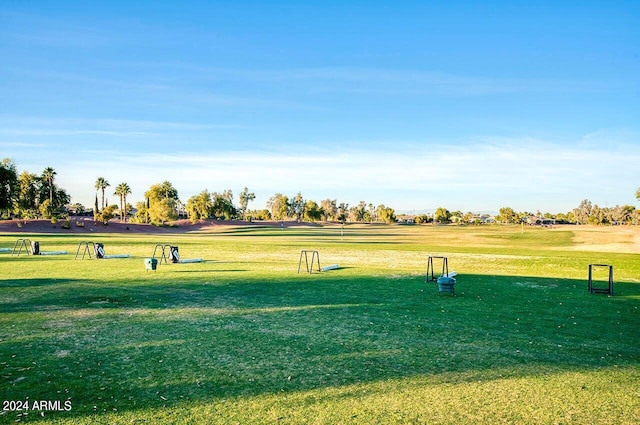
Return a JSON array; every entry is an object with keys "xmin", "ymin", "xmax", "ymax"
[
  {"xmin": 0, "ymin": 278, "xmax": 86, "ymax": 288},
  {"xmin": 1, "ymin": 273, "xmax": 638, "ymax": 422}
]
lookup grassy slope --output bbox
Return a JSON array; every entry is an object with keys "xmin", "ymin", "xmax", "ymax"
[{"xmin": 0, "ymin": 224, "xmax": 638, "ymax": 424}]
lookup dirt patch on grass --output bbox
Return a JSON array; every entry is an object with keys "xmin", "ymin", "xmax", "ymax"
[{"xmin": 563, "ymin": 225, "xmax": 640, "ymax": 254}]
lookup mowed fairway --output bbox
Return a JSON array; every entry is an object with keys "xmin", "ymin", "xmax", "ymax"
[{"xmin": 1, "ymin": 224, "xmax": 639, "ymax": 424}]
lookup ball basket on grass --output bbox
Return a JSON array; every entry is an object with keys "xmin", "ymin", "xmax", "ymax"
[{"xmin": 437, "ymin": 276, "xmax": 456, "ymax": 296}]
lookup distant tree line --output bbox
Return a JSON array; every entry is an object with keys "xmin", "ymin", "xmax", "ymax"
[
  {"xmin": 419, "ymin": 199, "xmax": 640, "ymax": 226},
  {"xmin": 183, "ymin": 189, "xmax": 397, "ymax": 224},
  {"xmin": 569, "ymin": 199, "xmax": 640, "ymax": 225},
  {"xmin": 2, "ymin": 157, "xmax": 640, "ymax": 226},
  {"xmin": 0, "ymin": 158, "xmax": 70, "ymax": 219},
  {"xmin": 261, "ymin": 192, "xmax": 397, "ymax": 224}
]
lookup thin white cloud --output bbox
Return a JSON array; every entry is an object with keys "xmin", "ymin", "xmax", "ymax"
[
  {"xmin": 92, "ymin": 62, "xmax": 612, "ymax": 97},
  {"xmin": 579, "ymin": 128, "xmax": 640, "ymax": 149},
  {"xmin": 48, "ymin": 138, "xmax": 640, "ymax": 212}
]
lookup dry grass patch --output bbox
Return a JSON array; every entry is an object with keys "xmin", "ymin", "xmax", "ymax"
[{"xmin": 567, "ymin": 225, "xmax": 640, "ymax": 253}]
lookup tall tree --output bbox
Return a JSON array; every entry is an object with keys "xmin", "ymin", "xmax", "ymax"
[
  {"xmin": 52, "ymin": 187, "xmax": 70, "ymax": 213},
  {"xmin": 349, "ymin": 201, "xmax": 367, "ymax": 222},
  {"xmin": 303, "ymin": 200, "xmax": 322, "ymax": 222},
  {"xmin": 238, "ymin": 187, "xmax": 255, "ymax": 220},
  {"xmin": 434, "ymin": 207, "xmax": 451, "ymax": 224},
  {"xmin": 368, "ymin": 203, "xmax": 376, "ymax": 223},
  {"xmin": 145, "ymin": 182, "xmax": 179, "ymax": 225},
  {"xmin": 211, "ymin": 190, "xmax": 237, "ymax": 220},
  {"xmin": 321, "ymin": 199, "xmax": 338, "ymax": 221},
  {"xmin": 39, "ymin": 199, "xmax": 52, "ymax": 219},
  {"xmin": 41, "ymin": 167, "xmax": 56, "ymax": 209},
  {"xmin": 267, "ymin": 193, "xmax": 290, "ymax": 221},
  {"xmin": 497, "ymin": 206, "xmax": 516, "ymax": 224},
  {"xmin": 0, "ymin": 158, "xmax": 18, "ymax": 217},
  {"xmin": 611, "ymin": 205, "xmax": 635, "ymax": 225},
  {"xmin": 95, "ymin": 177, "xmax": 110, "ymax": 211},
  {"xmin": 572, "ymin": 199, "xmax": 592, "ymax": 225},
  {"xmin": 94, "ymin": 195, "xmax": 99, "ymax": 220},
  {"xmin": 186, "ymin": 190, "xmax": 213, "ymax": 222},
  {"xmin": 588, "ymin": 204, "xmax": 607, "ymax": 225},
  {"xmin": 376, "ymin": 204, "xmax": 397, "ymax": 224},
  {"xmin": 290, "ymin": 192, "xmax": 305, "ymax": 221},
  {"xmin": 160, "ymin": 181, "xmax": 178, "ymax": 200},
  {"xmin": 17, "ymin": 171, "xmax": 38, "ymax": 216},
  {"xmin": 337, "ymin": 202, "xmax": 349, "ymax": 223},
  {"xmin": 114, "ymin": 182, "xmax": 132, "ymax": 222}
]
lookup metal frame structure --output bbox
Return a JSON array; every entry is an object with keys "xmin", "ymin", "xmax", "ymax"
[
  {"xmin": 588, "ymin": 264, "xmax": 614, "ymax": 296},
  {"xmin": 12, "ymin": 238, "xmax": 35, "ymax": 256},
  {"xmin": 426, "ymin": 256, "xmax": 449, "ymax": 282},
  {"xmin": 298, "ymin": 250, "xmax": 321, "ymax": 274},
  {"xmin": 151, "ymin": 244, "xmax": 172, "ymax": 265},
  {"xmin": 75, "ymin": 241, "xmax": 97, "ymax": 260}
]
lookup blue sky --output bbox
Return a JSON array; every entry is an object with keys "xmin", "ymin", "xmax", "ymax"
[{"xmin": 1, "ymin": 1, "xmax": 639, "ymax": 213}]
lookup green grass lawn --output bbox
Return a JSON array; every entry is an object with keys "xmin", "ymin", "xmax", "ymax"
[{"xmin": 0, "ymin": 224, "xmax": 639, "ymax": 424}]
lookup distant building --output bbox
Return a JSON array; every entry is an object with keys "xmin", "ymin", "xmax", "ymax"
[
  {"xmin": 527, "ymin": 216, "xmax": 556, "ymax": 226},
  {"xmin": 468, "ymin": 214, "xmax": 495, "ymax": 224}
]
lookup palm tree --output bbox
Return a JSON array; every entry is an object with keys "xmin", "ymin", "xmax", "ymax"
[
  {"xmin": 94, "ymin": 177, "xmax": 110, "ymax": 212},
  {"xmin": 160, "ymin": 180, "xmax": 178, "ymax": 200},
  {"xmin": 114, "ymin": 182, "xmax": 132, "ymax": 222},
  {"xmin": 41, "ymin": 167, "xmax": 56, "ymax": 206}
]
